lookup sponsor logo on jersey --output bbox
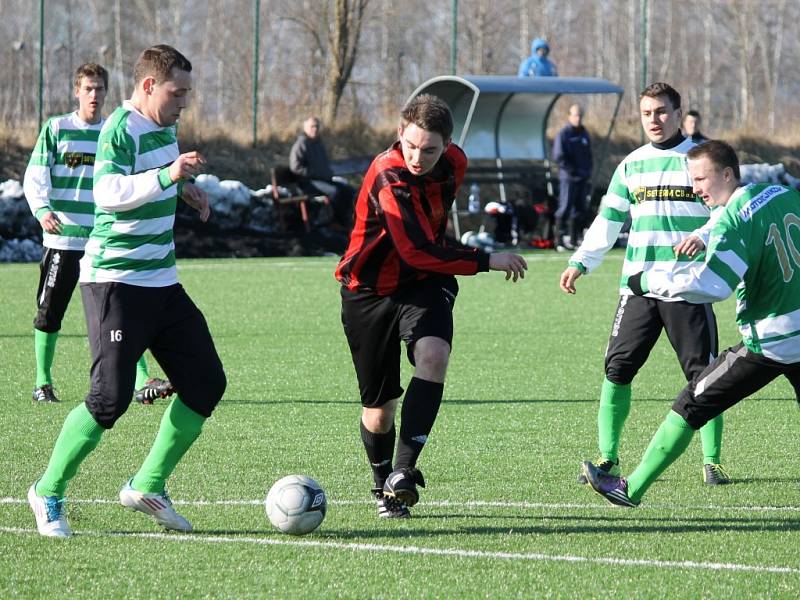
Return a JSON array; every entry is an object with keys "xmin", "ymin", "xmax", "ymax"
[
  {"xmin": 633, "ymin": 185, "xmax": 695, "ymax": 204},
  {"xmin": 738, "ymin": 185, "xmax": 786, "ymax": 222},
  {"xmin": 64, "ymin": 152, "xmax": 95, "ymax": 168}
]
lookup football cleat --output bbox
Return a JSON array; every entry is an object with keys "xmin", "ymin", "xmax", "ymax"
[
  {"xmin": 372, "ymin": 488, "xmax": 410, "ymax": 518},
  {"xmin": 119, "ymin": 479, "xmax": 192, "ymax": 532},
  {"xmin": 577, "ymin": 457, "xmax": 620, "ymax": 484},
  {"xmin": 32, "ymin": 384, "xmax": 59, "ymax": 403},
  {"xmin": 703, "ymin": 463, "xmax": 732, "ymax": 485},
  {"xmin": 134, "ymin": 378, "xmax": 175, "ymax": 405},
  {"xmin": 383, "ymin": 467, "xmax": 425, "ymax": 507},
  {"xmin": 582, "ymin": 461, "xmax": 639, "ymax": 507},
  {"xmin": 28, "ymin": 482, "xmax": 71, "ymax": 537}
]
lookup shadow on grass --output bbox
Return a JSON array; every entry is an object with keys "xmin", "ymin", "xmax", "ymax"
[{"xmin": 220, "ymin": 396, "xmax": 798, "ymax": 405}]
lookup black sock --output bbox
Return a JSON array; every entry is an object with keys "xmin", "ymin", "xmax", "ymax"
[
  {"xmin": 360, "ymin": 420, "xmax": 395, "ymax": 488},
  {"xmin": 394, "ymin": 377, "xmax": 444, "ymax": 470}
]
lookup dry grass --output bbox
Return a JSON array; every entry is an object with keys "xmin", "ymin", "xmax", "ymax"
[{"xmin": 1, "ymin": 117, "xmax": 797, "ymax": 191}]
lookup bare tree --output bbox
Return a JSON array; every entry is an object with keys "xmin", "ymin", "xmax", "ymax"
[{"xmin": 322, "ymin": 0, "xmax": 369, "ymax": 124}]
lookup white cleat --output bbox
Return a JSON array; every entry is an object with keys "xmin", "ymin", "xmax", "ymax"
[
  {"xmin": 119, "ymin": 479, "xmax": 193, "ymax": 532},
  {"xmin": 28, "ymin": 483, "xmax": 72, "ymax": 538}
]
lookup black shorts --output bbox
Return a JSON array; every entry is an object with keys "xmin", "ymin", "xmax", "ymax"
[
  {"xmin": 34, "ymin": 248, "xmax": 83, "ymax": 332},
  {"xmin": 673, "ymin": 342, "xmax": 800, "ymax": 429},
  {"xmin": 341, "ymin": 276, "xmax": 458, "ymax": 408},
  {"xmin": 81, "ymin": 282, "xmax": 226, "ymax": 428},
  {"xmin": 604, "ymin": 295, "xmax": 718, "ymax": 385}
]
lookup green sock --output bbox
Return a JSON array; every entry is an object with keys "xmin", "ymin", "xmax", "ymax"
[
  {"xmin": 36, "ymin": 403, "xmax": 105, "ymax": 498},
  {"xmin": 135, "ymin": 355, "xmax": 150, "ymax": 390},
  {"xmin": 34, "ymin": 329, "xmax": 59, "ymax": 387},
  {"xmin": 597, "ymin": 378, "xmax": 631, "ymax": 462},
  {"xmin": 699, "ymin": 413, "xmax": 723, "ymax": 464},
  {"xmin": 132, "ymin": 396, "xmax": 206, "ymax": 494},
  {"xmin": 626, "ymin": 410, "xmax": 695, "ymax": 503}
]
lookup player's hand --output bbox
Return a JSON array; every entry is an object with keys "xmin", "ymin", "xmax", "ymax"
[
  {"xmin": 489, "ymin": 253, "xmax": 528, "ymax": 282},
  {"xmin": 169, "ymin": 151, "xmax": 206, "ymax": 183},
  {"xmin": 559, "ymin": 266, "xmax": 582, "ymax": 294},
  {"xmin": 39, "ymin": 211, "xmax": 62, "ymax": 234},
  {"xmin": 182, "ymin": 182, "xmax": 211, "ymax": 222},
  {"xmin": 674, "ymin": 235, "xmax": 705, "ymax": 258}
]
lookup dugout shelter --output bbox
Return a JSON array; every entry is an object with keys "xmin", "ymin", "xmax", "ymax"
[{"xmin": 406, "ymin": 75, "xmax": 624, "ymax": 237}]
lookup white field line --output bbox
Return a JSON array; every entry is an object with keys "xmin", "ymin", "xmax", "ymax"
[
  {"xmin": 0, "ymin": 525, "xmax": 796, "ymax": 575},
  {"xmin": 2, "ymin": 496, "xmax": 800, "ymax": 513}
]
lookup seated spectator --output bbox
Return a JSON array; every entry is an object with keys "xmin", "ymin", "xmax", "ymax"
[
  {"xmin": 289, "ymin": 117, "xmax": 355, "ymax": 229},
  {"xmin": 518, "ymin": 38, "xmax": 557, "ymax": 78},
  {"xmin": 682, "ymin": 110, "xmax": 708, "ymax": 144}
]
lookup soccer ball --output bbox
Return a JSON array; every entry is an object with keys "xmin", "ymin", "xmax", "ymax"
[{"xmin": 265, "ymin": 474, "xmax": 327, "ymax": 535}]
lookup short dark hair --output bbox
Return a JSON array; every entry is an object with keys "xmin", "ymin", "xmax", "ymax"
[
  {"xmin": 639, "ymin": 82, "xmax": 681, "ymax": 110},
  {"xmin": 685, "ymin": 109, "xmax": 701, "ymax": 119},
  {"xmin": 687, "ymin": 140, "xmax": 740, "ymax": 180},
  {"xmin": 134, "ymin": 44, "xmax": 192, "ymax": 84},
  {"xmin": 74, "ymin": 63, "xmax": 108, "ymax": 90},
  {"xmin": 400, "ymin": 94, "xmax": 454, "ymax": 141}
]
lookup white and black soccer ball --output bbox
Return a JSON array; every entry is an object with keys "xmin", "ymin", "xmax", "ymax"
[{"xmin": 265, "ymin": 474, "xmax": 327, "ymax": 535}]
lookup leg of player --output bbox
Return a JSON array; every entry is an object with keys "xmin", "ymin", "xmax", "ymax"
[
  {"xmin": 384, "ymin": 336, "xmax": 449, "ymax": 507},
  {"xmin": 361, "ymin": 399, "xmax": 409, "ymax": 518}
]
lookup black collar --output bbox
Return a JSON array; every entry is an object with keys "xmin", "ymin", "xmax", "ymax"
[{"xmin": 652, "ymin": 131, "xmax": 685, "ymax": 150}]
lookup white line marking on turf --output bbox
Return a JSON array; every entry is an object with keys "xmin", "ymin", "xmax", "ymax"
[
  {"xmin": 0, "ymin": 526, "xmax": 796, "ymax": 575},
  {"xmin": 3, "ymin": 496, "xmax": 800, "ymax": 513}
]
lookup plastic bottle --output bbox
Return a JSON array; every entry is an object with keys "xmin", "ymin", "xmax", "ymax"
[{"xmin": 468, "ymin": 183, "xmax": 480, "ymax": 214}]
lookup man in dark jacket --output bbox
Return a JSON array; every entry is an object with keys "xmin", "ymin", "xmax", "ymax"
[
  {"xmin": 289, "ymin": 117, "xmax": 355, "ymax": 229},
  {"xmin": 552, "ymin": 103, "xmax": 592, "ymax": 250}
]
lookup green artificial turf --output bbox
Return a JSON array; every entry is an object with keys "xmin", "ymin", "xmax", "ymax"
[{"xmin": 1, "ymin": 252, "xmax": 798, "ymax": 598}]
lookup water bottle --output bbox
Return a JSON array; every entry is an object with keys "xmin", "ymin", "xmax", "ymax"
[{"xmin": 468, "ymin": 183, "xmax": 480, "ymax": 214}]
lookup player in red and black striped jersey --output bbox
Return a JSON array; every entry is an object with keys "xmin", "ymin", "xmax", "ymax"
[{"xmin": 335, "ymin": 94, "xmax": 527, "ymax": 517}]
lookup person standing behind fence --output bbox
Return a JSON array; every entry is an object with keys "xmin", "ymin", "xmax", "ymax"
[
  {"xmin": 682, "ymin": 110, "xmax": 708, "ymax": 144},
  {"xmin": 518, "ymin": 38, "xmax": 558, "ymax": 77},
  {"xmin": 553, "ymin": 103, "xmax": 592, "ymax": 250},
  {"xmin": 289, "ymin": 116, "xmax": 356, "ymax": 229}
]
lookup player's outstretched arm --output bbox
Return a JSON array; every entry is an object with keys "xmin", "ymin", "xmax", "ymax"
[
  {"xmin": 489, "ymin": 253, "xmax": 527, "ymax": 282},
  {"xmin": 559, "ymin": 266, "xmax": 582, "ymax": 294}
]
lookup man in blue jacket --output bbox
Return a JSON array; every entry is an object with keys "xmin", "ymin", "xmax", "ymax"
[
  {"xmin": 552, "ymin": 103, "xmax": 592, "ymax": 250},
  {"xmin": 518, "ymin": 38, "xmax": 558, "ymax": 77}
]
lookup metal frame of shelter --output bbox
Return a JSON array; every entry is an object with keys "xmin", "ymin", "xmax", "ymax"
[{"xmin": 406, "ymin": 75, "xmax": 625, "ymax": 238}]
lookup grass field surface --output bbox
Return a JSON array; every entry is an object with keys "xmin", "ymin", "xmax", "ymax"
[{"xmin": 1, "ymin": 251, "xmax": 799, "ymax": 598}]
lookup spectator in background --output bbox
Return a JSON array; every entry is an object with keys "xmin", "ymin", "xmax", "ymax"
[
  {"xmin": 518, "ymin": 38, "xmax": 558, "ymax": 78},
  {"xmin": 552, "ymin": 103, "xmax": 592, "ymax": 250},
  {"xmin": 682, "ymin": 110, "xmax": 708, "ymax": 144},
  {"xmin": 289, "ymin": 116, "xmax": 356, "ymax": 229}
]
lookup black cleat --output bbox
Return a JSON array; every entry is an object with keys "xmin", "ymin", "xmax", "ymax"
[
  {"xmin": 134, "ymin": 378, "xmax": 175, "ymax": 404},
  {"xmin": 577, "ymin": 457, "xmax": 619, "ymax": 484},
  {"xmin": 582, "ymin": 460, "xmax": 639, "ymax": 507},
  {"xmin": 703, "ymin": 463, "xmax": 732, "ymax": 485},
  {"xmin": 32, "ymin": 384, "xmax": 59, "ymax": 403},
  {"xmin": 372, "ymin": 488, "xmax": 410, "ymax": 518},
  {"xmin": 383, "ymin": 467, "xmax": 425, "ymax": 507}
]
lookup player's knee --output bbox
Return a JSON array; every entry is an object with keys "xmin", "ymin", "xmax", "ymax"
[
  {"xmin": 413, "ymin": 338, "xmax": 450, "ymax": 376},
  {"xmin": 604, "ymin": 365, "xmax": 634, "ymax": 386}
]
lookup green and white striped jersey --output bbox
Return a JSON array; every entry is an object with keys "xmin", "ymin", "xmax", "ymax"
[
  {"xmin": 80, "ymin": 100, "xmax": 181, "ymax": 287},
  {"xmin": 23, "ymin": 112, "xmax": 103, "ymax": 250},
  {"xmin": 570, "ymin": 137, "xmax": 710, "ymax": 300},
  {"xmin": 646, "ymin": 183, "xmax": 800, "ymax": 364}
]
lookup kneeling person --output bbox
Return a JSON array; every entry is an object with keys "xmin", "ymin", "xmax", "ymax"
[
  {"xmin": 335, "ymin": 94, "xmax": 527, "ymax": 518},
  {"xmin": 28, "ymin": 45, "xmax": 226, "ymax": 537}
]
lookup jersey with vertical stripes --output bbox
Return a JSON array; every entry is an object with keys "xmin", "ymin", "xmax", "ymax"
[
  {"xmin": 335, "ymin": 141, "xmax": 490, "ymax": 296},
  {"xmin": 646, "ymin": 184, "xmax": 800, "ymax": 363},
  {"xmin": 23, "ymin": 112, "xmax": 103, "ymax": 250},
  {"xmin": 80, "ymin": 100, "xmax": 180, "ymax": 287},
  {"xmin": 569, "ymin": 136, "xmax": 711, "ymax": 300}
]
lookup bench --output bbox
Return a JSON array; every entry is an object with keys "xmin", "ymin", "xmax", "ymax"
[{"xmin": 269, "ymin": 166, "xmax": 330, "ymax": 233}]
